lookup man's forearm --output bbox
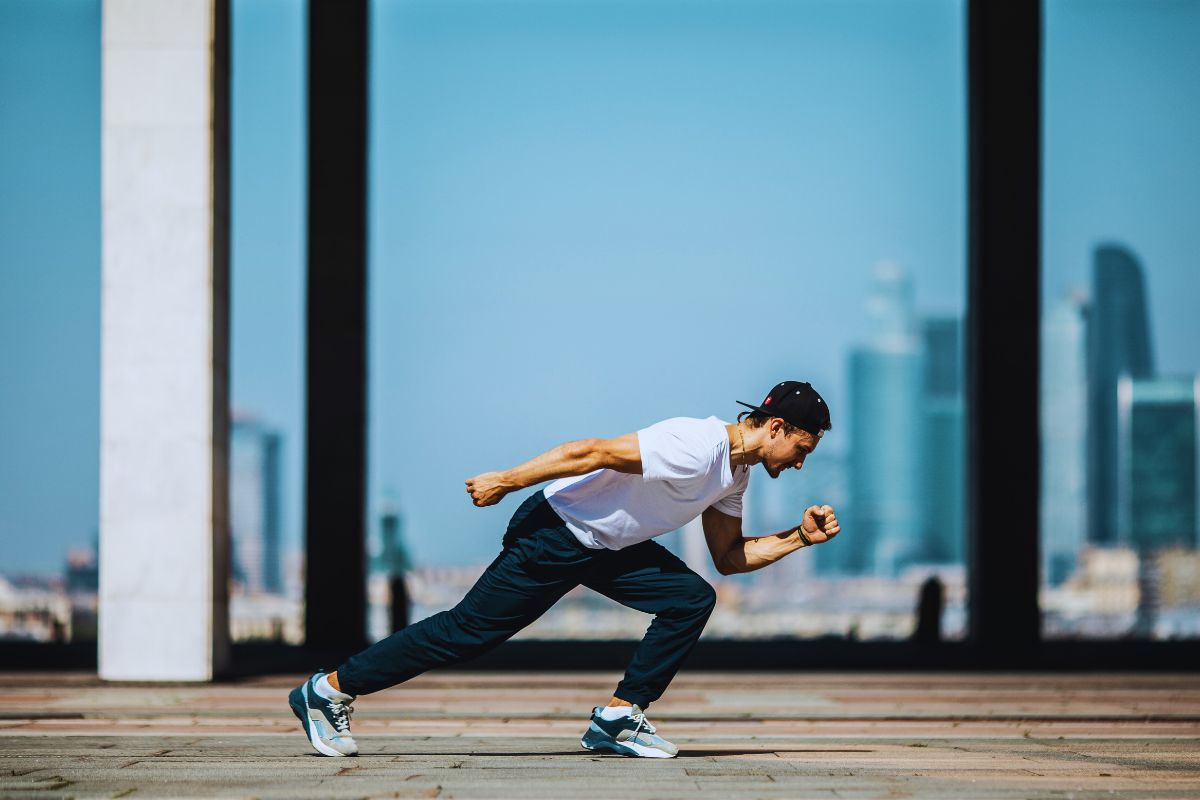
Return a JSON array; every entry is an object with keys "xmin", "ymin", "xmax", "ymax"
[{"xmin": 719, "ymin": 527, "xmax": 810, "ymax": 575}]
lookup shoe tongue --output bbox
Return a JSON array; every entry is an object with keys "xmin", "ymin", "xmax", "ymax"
[{"xmin": 631, "ymin": 704, "xmax": 644, "ymax": 716}]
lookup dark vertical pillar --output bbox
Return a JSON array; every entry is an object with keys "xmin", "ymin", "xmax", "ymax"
[
  {"xmin": 966, "ymin": 0, "xmax": 1041, "ymax": 658},
  {"xmin": 211, "ymin": 0, "xmax": 232, "ymax": 674},
  {"xmin": 305, "ymin": 0, "xmax": 369, "ymax": 651}
]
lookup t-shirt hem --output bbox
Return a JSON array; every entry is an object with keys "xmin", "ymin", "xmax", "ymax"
[{"xmin": 544, "ymin": 493, "xmax": 606, "ymax": 549}]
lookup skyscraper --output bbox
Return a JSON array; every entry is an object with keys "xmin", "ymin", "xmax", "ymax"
[
  {"xmin": 378, "ymin": 500, "xmax": 412, "ymax": 576},
  {"xmin": 845, "ymin": 263, "xmax": 924, "ymax": 576},
  {"xmin": 1041, "ymin": 292, "xmax": 1089, "ymax": 585},
  {"xmin": 807, "ymin": 451, "xmax": 849, "ymax": 577},
  {"xmin": 1088, "ymin": 244, "xmax": 1154, "ymax": 544},
  {"xmin": 1116, "ymin": 376, "xmax": 1198, "ymax": 552},
  {"xmin": 229, "ymin": 418, "xmax": 283, "ymax": 595},
  {"xmin": 920, "ymin": 316, "xmax": 964, "ymax": 565}
]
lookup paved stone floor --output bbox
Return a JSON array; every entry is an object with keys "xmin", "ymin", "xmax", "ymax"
[{"xmin": 2, "ymin": 672, "xmax": 1199, "ymax": 799}]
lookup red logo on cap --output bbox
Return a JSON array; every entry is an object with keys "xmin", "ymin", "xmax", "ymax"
[{"xmin": 763, "ymin": 396, "xmax": 772, "ymax": 405}]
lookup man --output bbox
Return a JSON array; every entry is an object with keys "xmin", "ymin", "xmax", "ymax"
[{"xmin": 290, "ymin": 380, "xmax": 840, "ymax": 758}]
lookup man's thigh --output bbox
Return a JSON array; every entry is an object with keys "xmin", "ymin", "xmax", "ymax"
[
  {"xmin": 580, "ymin": 539, "xmax": 712, "ymax": 614},
  {"xmin": 455, "ymin": 530, "xmax": 582, "ymax": 628}
]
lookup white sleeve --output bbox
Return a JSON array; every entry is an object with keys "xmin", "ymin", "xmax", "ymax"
[
  {"xmin": 712, "ymin": 487, "xmax": 745, "ymax": 518},
  {"xmin": 637, "ymin": 419, "xmax": 708, "ymax": 482}
]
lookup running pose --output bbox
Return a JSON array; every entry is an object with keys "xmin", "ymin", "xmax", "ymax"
[{"xmin": 290, "ymin": 380, "xmax": 840, "ymax": 758}]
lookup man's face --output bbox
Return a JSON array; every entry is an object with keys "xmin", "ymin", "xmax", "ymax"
[{"xmin": 763, "ymin": 424, "xmax": 820, "ymax": 479}]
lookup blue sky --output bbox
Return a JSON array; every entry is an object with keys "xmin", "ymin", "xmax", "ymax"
[{"xmin": 1, "ymin": 0, "xmax": 1198, "ymax": 572}]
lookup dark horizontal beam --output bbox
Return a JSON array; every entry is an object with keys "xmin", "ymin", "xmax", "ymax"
[
  {"xmin": 221, "ymin": 641, "xmax": 1196, "ymax": 674},
  {"xmin": 7, "ymin": 640, "xmax": 1197, "ymax": 675}
]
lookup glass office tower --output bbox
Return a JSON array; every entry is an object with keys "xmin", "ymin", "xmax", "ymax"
[
  {"xmin": 846, "ymin": 263, "xmax": 925, "ymax": 576},
  {"xmin": 1041, "ymin": 292, "xmax": 1088, "ymax": 586},
  {"xmin": 1088, "ymin": 244, "xmax": 1154, "ymax": 545}
]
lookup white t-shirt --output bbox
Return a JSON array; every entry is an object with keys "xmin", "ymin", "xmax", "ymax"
[{"xmin": 543, "ymin": 416, "xmax": 750, "ymax": 550}]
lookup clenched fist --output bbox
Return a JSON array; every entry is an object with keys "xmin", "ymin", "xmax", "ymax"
[
  {"xmin": 799, "ymin": 504, "xmax": 840, "ymax": 545},
  {"xmin": 465, "ymin": 472, "xmax": 510, "ymax": 507}
]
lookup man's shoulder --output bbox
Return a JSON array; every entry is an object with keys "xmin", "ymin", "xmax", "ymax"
[
  {"xmin": 639, "ymin": 416, "xmax": 729, "ymax": 473},
  {"xmin": 642, "ymin": 416, "xmax": 727, "ymax": 448},
  {"xmin": 642, "ymin": 415, "xmax": 728, "ymax": 436}
]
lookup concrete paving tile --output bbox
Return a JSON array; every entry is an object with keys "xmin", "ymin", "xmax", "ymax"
[{"xmin": 0, "ymin": 674, "xmax": 1198, "ymax": 798}]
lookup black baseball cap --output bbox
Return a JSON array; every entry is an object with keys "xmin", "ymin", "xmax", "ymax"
[{"xmin": 736, "ymin": 381, "xmax": 831, "ymax": 437}]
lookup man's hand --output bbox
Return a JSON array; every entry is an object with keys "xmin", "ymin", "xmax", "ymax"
[
  {"xmin": 465, "ymin": 472, "xmax": 511, "ymax": 507},
  {"xmin": 798, "ymin": 504, "xmax": 840, "ymax": 545}
]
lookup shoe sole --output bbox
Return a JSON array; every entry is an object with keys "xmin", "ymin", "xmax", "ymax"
[
  {"xmin": 581, "ymin": 733, "xmax": 676, "ymax": 759},
  {"xmin": 289, "ymin": 681, "xmax": 355, "ymax": 758}
]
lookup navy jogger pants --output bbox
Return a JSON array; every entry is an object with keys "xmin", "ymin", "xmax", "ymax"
[{"xmin": 335, "ymin": 490, "xmax": 716, "ymax": 708}]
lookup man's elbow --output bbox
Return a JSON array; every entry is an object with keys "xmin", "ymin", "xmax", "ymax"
[{"xmin": 714, "ymin": 554, "xmax": 739, "ymax": 576}]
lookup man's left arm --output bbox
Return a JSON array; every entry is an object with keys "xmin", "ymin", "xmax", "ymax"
[{"xmin": 702, "ymin": 505, "xmax": 840, "ymax": 576}]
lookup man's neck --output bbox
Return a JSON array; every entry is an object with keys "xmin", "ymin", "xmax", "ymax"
[{"xmin": 727, "ymin": 422, "xmax": 764, "ymax": 468}]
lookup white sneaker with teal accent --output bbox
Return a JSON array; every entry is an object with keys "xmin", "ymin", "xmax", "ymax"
[
  {"xmin": 287, "ymin": 672, "xmax": 358, "ymax": 757},
  {"xmin": 580, "ymin": 705, "xmax": 678, "ymax": 758}
]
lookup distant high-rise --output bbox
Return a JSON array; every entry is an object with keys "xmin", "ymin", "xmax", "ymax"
[
  {"xmin": 807, "ymin": 451, "xmax": 849, "ymax": 577},
  {"xmin": 1041, "ymin": 292, "xmax": 1089, "ymax": 586},
  {"xmin": 1116, "ymin": 376, "xmax": 1198, "ymax": 552},
  {"xmin": 378, "ymin": 501, "xmax": 412, "ymax": 576},
  {"xmin": 920, "ymin": 316, "xmax": 964, "ymax": 565},
  {"xmin": 1088, "ymin": 244, "xmax": 1154, "ymax": 544},
  {"xmin": 229, "ymin": 418, "xmax": 283, "ymax": 594},
  {"xmin": 845, "ymin": 263, "xmax": 924, "ymax": 576}
]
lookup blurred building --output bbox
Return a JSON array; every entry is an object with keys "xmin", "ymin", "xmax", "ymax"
[
  {"xmin": 0, "ymin": 541, "xmax": 98, "ymax": 643},
  {"xmin": 1068, "ymin": 547, "xmax": 1139, "ymax": 616},
  {"xmin": 229, "ymin": 417, "xmax": 283, "ymax": 595},
  {"xmin": 377, "ymin": 501, "xmax": 412, "ymax": 576},
  {"xmin": 920, "ymin": 316, "xmax": 965, "ymax": 565},
  {"xmin": 844, "ymin": 263, "xmax": 925, "ymax": 576},
  {"xmin": 1041, "ymin": 291, "xmax": 1089, "ymax": 586},
  {"xmin": 368, "ymin": 500, "xmax": 415, "ymax": 642},
  {"xmin": 0, "ymin": 574, "xmax": 70, "ymax": 642},
  {"xmin": 1116, "ymin": 374, "xmax": 1197, "ymax": 636},
  {"xmin": 1117, "ymin": 376, "xmax": 1198, "ymax": 552},
  {"xmin": 1155, "ymin": 547, "xmax": 1200, "ymax": 608},
  {"xmin": 1088, "ymin": 244, "xmax": 1154, "ymax": 545},
  {"xmin": 809, "ymin": 451, "xmax": 849, "ymax": 577},
  {"xmin": 64, "ymin": 545, "xmax": 99, "ymax": 641},
  {"xmin": 227, "ymin": 418, "xmax": 298, "ymax": 643},
  {"xmin": 1041, "ymin": 546, "xmax": 1140, "ymax": 638}
]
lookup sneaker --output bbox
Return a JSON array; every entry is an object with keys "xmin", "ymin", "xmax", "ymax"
[
  {"xmin": 580, "ymin": 705, "xmax": 678, "ymax": 758},
  {"xmin": 288, "ymin": 672, "xmax": 359, "ymax": 757}
]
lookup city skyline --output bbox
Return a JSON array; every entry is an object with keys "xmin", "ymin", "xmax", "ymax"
[{"xmin": 3, "ymin": 0, "xmax": 1200, "ymax": 578}]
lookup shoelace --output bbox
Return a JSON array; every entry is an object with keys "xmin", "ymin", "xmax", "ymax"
[
  {"xmin": 328, "ymin": 701, "xmax": 354, "ymax": 735},
  {"xmin": 629, "ymin": 710, "xmax": 655, "ymax": 743}
]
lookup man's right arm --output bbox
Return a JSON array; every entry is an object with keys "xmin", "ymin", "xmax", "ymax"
[{"xmin": 465, "ymin": 433, "xmax": 642, "ymax": 507}]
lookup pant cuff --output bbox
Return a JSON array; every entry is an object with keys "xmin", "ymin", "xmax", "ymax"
[{"xmin": 332, "ymin": 665, "xmax": 365, "ymax": 697}]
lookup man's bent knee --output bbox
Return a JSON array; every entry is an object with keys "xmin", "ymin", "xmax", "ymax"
[{"xmin": 677, "ymin": 578, "xmax": 717, "ymax": 617}]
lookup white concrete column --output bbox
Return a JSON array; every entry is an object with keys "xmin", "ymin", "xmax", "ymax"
[{"xmin": 99, "ymin": 0, "xmax": 230, "ymax": 681}]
